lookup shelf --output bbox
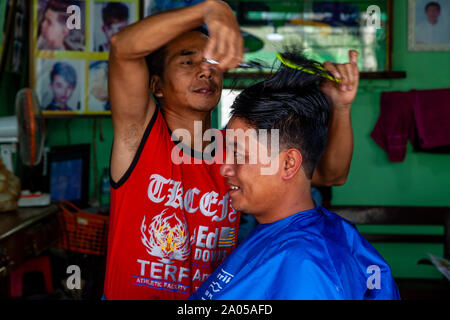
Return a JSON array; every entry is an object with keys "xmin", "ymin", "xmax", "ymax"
[
  {"xmin": 360, "ymin": 71, "xmax": 407, "ymax": 79},
  {"xmin": 224, "ymin": 71, "xmax": 406, "ymax": 80}
]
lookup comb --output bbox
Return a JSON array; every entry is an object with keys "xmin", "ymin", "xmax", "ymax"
[
  {"xmin": 276, "ymin": 53, "xmax": 341, "ymax": 83},
  {"xmin": 203, "ymin": 58, "xmax": 264, "ymax": 69}
]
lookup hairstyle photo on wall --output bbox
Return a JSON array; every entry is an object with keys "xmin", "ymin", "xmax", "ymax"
[
  {"xmin": 36, "ymin": 58, "xmax": 85, "ymax": 112},
  {"xmin": 90, "ymin": 1, "xmax": 136, "ymax": 52},
  {"xmin": 88, "ymin": 60, "xmax": 109, "ymax": 112},
  {"xmin": 36, "ymin": 0, "xmax": 86, "ymax": 51}
]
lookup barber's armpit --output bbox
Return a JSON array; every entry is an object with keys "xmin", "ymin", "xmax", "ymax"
[{"xmin": 123, "ymin": 123, "xmax": 143, "ymax": 153}]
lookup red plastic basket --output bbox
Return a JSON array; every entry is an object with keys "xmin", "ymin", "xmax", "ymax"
[{"xmin": 56, "ymin": 201, "xmax": 109, "ymax": 256}]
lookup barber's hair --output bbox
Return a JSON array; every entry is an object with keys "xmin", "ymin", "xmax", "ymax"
[
  {"xmin": 43, "ymin": 0, "xmax": 72, "ymax": 25},
  {"xmin": 50, "ymin": 62, "xmax": 77, "ymax": 88},
  {"xmin": 145, "ymin": 26, "xmax": 209, "ymax": 80},
  {"xmin": 230, "ymin": 52, "xmax": 331, "ymax": 179},
  {"xmin": 102, "ymin": 2, "xmax": 129, "ymax": 26},
  {"xmin": 425, "ymin": 1, "xmax": 440, "ymax": 11}
]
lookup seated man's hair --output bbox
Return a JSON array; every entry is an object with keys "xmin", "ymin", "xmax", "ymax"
[
  {"xmin": 102, "ymin": 2, "xmax": 129, "ymax": 26},
  {"xmin": 50, "ymin": 62, "xmax": 77, "ymax": 88},
  {"xmin": 230, "ymin": 51, "xmax": 331, "ymax": 179}
]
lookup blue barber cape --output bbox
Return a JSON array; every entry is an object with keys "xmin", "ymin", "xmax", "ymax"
[{"xmin": 190, "ymin": 206, "xmax": 400, "ymax": 300}]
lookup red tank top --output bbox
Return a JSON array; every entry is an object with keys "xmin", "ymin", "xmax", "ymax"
[{"xmin": 104, "ymin": 108, "xmax": 240, "ymax": 300}]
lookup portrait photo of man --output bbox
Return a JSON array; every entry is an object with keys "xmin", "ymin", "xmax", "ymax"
[
  {"xmin": 88, "ymin": 60, "xmax": 110, "ymax": 112},
  {"xmin": 415, "ymin": 0, "xmax": 450, "ymax": 44},
  {"xmin": 36, "ymin": 0, "xmax": 85, "ymax": 51},
  {"xmin": 91, "ymin": 1, "xmax": 136, "ymax": 52},
  {"xmin": 36, "ymin": 59, "xmax": 85, "ymax": 112}
]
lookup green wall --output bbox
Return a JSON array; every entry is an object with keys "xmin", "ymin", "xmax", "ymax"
[{"xmin": 331, "ymin": 0, "xmax": 450, "ymax": 279}]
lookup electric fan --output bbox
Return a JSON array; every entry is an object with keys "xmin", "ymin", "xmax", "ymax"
[{"xmin": 14, "ymin": 88, "xmax": 50, "ymax": 207}]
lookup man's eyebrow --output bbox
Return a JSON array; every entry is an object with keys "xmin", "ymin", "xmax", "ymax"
[
  {"xmin": 180, "ymin": 50, "xmax": 196, "ymax": 56},
  {"xmin": 167, "ymin": 49, "xmax": 197, "ymax": 63}
]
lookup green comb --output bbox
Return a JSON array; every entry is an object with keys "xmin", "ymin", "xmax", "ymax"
[{"xmin": 276, "ymin": 53, "xmax": 341, "ymax": 83}]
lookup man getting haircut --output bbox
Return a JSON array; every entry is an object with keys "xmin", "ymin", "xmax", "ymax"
[
  {"xmin": 190, "ymin": 52, "xmax": 400, "ymax": 300},
  {"xmin": 46, "ymin": 62, "xmax": 77, "ymax": 111}
]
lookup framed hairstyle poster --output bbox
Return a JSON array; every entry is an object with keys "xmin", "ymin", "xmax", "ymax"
[
  {"xmin": 408, "ymin": 0, "xmax": 450, "ymax": 51},
  {"xmin": 1, "ymin": 0, "xmax": 28, "ymax": 75},
  {"xmin": 224, "ymin": 0, "xmax": 393, "ymax": 76},
  {"xmin": 143, "ymin": 0, "xmax": 204, "ymax": 17},
  {"xmin": 30, "ymin": 0, "xmax": 139, "ymax": 115}
]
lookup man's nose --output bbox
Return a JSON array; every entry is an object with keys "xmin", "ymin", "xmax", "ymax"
[
  {"xmin": 199, "ymin": 67, "xmax": 214, "ymax": 79},
  {"xmin": 199, "ymin": 59, "xmax": 217, "ymax": 78},
  {"xmin": 220, "ymin": 163, "xmax": 235, "ymax": 178}
]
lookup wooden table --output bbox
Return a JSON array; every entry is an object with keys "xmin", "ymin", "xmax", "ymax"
[{"xmin": 0, "ymin": 204, "xmax": 60, "ymax": 278}]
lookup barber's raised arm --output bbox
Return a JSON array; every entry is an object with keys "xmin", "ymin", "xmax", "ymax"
[
  {"xmin": 108, "ymin": 0, "xmax": 242, "ymax": 182},
  {"xmin": 109, "ymin": 2, "xmax": 204, "ymax": 134},
  {"xmin": 108, "ymin": 0, "xmax": 241, "ymax": 127},
  {"xmin": 312, "ymin": 50, "xmax": 359, "ymax": 187}
]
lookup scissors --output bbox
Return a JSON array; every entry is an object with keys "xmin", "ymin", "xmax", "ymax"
[{"xmin": 202, "ymin": 58, "xmax": 260, "ymax": 69}]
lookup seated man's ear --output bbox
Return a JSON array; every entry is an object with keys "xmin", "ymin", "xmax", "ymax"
[
  {"xmin": 281, "ymin": 149, "xmax": 302, "ymax": 180},
  {"xmin": 150, "ymin": 75, "xmax": 164, "ymax": 98}
]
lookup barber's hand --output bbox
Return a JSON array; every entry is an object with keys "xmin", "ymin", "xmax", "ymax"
[
  {"xmin": 321, "ymin": 50, "xmax": 359, "ymax": 112},
  {"xmin": 202, "ymin": 0, "xmax": 243, "ymax": 71}
]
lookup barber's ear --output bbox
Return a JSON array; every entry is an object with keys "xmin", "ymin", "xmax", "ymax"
[
  {"xmin": 281, "ymin": 149, "xmax": 302, "ymax": 180},
  {"xmin": 150, "ymin": 75, "xmax": 164, "ymax": 98}
]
